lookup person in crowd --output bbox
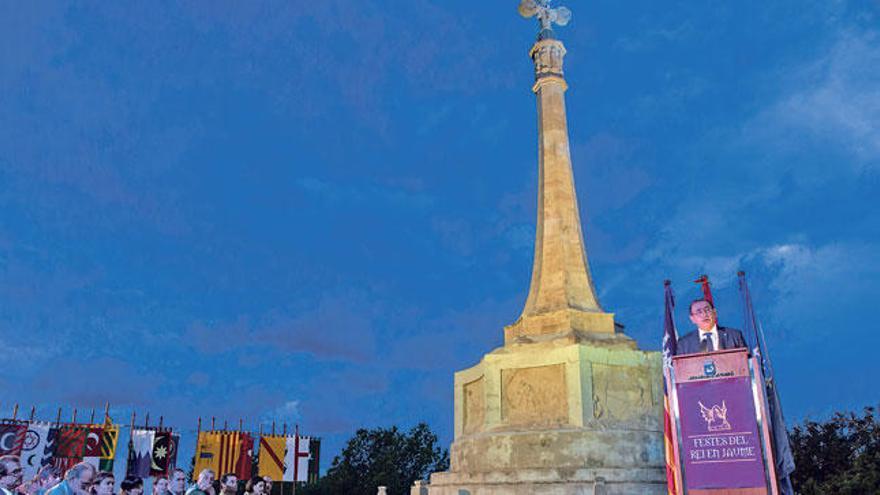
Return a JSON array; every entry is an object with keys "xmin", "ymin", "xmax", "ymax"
[
  {"xmin": 20, "ymin": 466, "xmax": 61, "ymax": 495},
  {"xmin": 46, "ymin": 463, "xmax": 95, "ymax": 495},
  {"xmin": 0, "ymin": 456, "xmax": 23, "ymax": 495},
  {"xmin": 119, "ymin": 477, "xmax": 142, "ymax": 495},
  {"xmin": 167, "ymin": 470, "xmax": 186, "ymax": 495},
  {"xmin": 31, "ymin": 466, "xmax": 61, "ymax": 495},
  {"xmin": 675, "ymin": 298, "xmax": 747, "ymax": 355},
  {"xmin": 260, "ymin": 478, "xmax": 271, "ymax": 495},
  {"xmin": 243, "ymin": 478, "xmax": 264, "ymax": 495},
  {"xmin": 184, "ymin": 470, "xmax": 213, "ymax": 495},
  {"xmin": 151, "ymin": 477, "xmax": 168, "ymax": 495},
  {"xmin": 217, "ymin": 475, "xmax": 236, "ymax": 495},
  {"xmin": 90, "ymin": 473, "xmax": 114, "ymax": 495}
]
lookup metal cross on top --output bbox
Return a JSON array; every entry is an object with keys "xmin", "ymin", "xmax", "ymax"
[{"xmin": 518, "ymin": 0, "xmax": 572, "ymax": 33}]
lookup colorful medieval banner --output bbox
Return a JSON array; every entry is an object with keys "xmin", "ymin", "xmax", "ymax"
[
  {"xmin": 82, "ymin": 425, "xmax": 104, "ymax": 472},
  {"xmin": 98, "ymin": 417, "xmax": 119, "ymax": 472},
  {"xmin": 257, "ymin": 435, "xmax": 286, "ymax": 480},
  {"xmin": 127, "ymin": 429, "xmax": 155, "ymax": 477},
  {"xmin": 217, "ymin": 432, "xmax": 242, "ymax": 476},
  {"xmin": 0, "ymin": 423, "xmax": 28, "ymax": 456},
  {"xmin": 20, "ymin": 422, "xmax": 52, "ymax": 480},
  {"xmin": 52, "ymin": 425, "xmax": 87, "ymax": 474},
  {"xmin": 150, "ymin": 431, "xmax": 179, "ymax": 476},
  {"xmin": 282, "ymin": 436, "xmax": 310, "ymax": 482},
  {"xmin": 193, "ymin": 431, "xmax": 222, "ymax": 481},
  {"xmin": 234, "ymin": 433, "xmax": 254, "ymax": 479}
]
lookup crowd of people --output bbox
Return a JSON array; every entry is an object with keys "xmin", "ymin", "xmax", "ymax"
[{"xmin": 0, "ymin": 455, "xmax": 275, "ymax": 495}]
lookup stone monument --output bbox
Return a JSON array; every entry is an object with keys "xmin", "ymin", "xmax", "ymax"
[{"xmin": 422, "ymin": 2, "xmax": 667, "ymax": 494}]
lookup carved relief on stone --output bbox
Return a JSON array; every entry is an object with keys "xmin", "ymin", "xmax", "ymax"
[
  {"xmin": 501, "ymin": 364, "xmax": 568, "ymax": 426},
  {"xmin": 532, "ymin": 41, "xmax": 566, "ymax": 77},
  {"xmin": 591, "ymin": 363, "xmax": 654, "ymax": 422},
  {"xmin": 462, "ymin": 376, "xmax": 486, "ymax": 435}
]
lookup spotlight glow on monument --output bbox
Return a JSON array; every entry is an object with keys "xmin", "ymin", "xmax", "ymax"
[{"xmin": 423, "ymin": 3, "xmax": 667, "ymax": 494}]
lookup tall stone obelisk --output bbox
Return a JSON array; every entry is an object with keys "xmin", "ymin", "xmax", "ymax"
[{"xmin": 423, "ymin": 2, "xmax": 666, "ymax": 494}]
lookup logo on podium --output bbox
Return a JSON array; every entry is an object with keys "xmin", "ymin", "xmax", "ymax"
[
  {"xmin": 703, "ymin": 360, "xmax": 717, "ymax": 377},
  {"xmin": 699, "ymin": 401, "xmax": 731, "ymax": 432}
]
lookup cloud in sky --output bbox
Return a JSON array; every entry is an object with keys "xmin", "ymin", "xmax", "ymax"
[{"xmin": 744, "ymin": 27, "xmax": 880, "ymax": 169}]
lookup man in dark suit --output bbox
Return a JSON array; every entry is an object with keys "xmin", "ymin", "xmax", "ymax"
[{"xmin": 676, "ymin": 298, "xmax": 747, "ymax": 355}]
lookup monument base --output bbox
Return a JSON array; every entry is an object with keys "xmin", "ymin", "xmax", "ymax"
[
  {"xmin": 427, "ymin": 468, "xmax": 665, "ymax": 495},
  {"xmin": 426, "ymin": 427, "xmax": 666, "ymax": 494},
  {"xmin": 421, "ymin": 336, "xmax": 666, "ymax": 495}
]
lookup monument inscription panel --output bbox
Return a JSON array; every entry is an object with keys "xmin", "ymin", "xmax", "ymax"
[
  {"xmin": 463, "ymin": 376, "xmax": 485, "ymax": 435},
  {"xmin": 502, "ymin": 364, "xmax": 568, "ymax": 426},
  {"xmin": 591, "ymin": 362, "xmax": 653, "ymax": 421}
]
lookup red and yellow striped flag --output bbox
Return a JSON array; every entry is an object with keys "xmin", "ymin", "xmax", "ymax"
[
  {"xmin": 217, "ymin": 432, "xmax": 242, "ymax": 475},
  {"xmin": 661, "ymin": 281, "xmax": 680, "ymax": 495}
]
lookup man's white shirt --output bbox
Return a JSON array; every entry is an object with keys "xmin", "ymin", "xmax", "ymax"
[{"xmin": 698, "ymin": 325, "xmax": 720, "ymax": 351}]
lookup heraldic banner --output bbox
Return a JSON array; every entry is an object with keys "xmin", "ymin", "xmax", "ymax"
[{"xmin": 671, "ymin": 349, "xmax": 778, "ymax": 494}]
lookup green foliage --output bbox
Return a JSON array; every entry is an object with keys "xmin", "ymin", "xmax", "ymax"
[
  {"xmin": 790, "ymin": 406, "xmax": 880, "ymax": 495},
  {"xmin": 299, "ymin": 423, "xmax": 448, "ymax": 495}
]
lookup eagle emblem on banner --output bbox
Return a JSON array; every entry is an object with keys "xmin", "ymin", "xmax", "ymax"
[{"xmin": 698, "ymin": 401, "xmax": 732, "ymax": 432}]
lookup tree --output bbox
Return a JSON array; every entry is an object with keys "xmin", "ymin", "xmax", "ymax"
[
  {"xmin": 789, "ymin": 406, "xmax": 880, "ymax": 494},
  {"xmin": 300, "ymin": 423, "xmax": 448, "ymax": 495}
]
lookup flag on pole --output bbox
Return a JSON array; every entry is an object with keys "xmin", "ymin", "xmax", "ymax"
[
  {"xmin": 98, "ymin": 416, "xmax": 119, "ymax": 472},
  {"xmin": 694, "ymin": 274, "xmax": 714, "ymax": 306},
  {"xmin": 40, "ymin": 427, "xmax": 60, "ymax": 471},
  {"xmin": 21, "ymin": 423, "xmax": 51, "ymax": 480},
  {"xmin": 661, "ymin": 280, "xmax": 680, "ymax": 495},
  {"xmin": 0, "ymin": 423, "xmax": 28, "ymax": 455},
  {"xmin": 128, "ymin": 429, "xmax": 155, "ymax": 477},
  {"xmin": 738, "ymin": 272, "xmax": 796, "ymax": 495},
  {"xmin": 282, "ymin": 436, "xmax": 310, "ymax": 482},
  {"xmin": 194, "ymin": 432, "xmax": 221, "ymax": 480},
  {"xmin": 53, "ymin": 426, "xmax": 87, "ymax": 474},
  {"xmin": 82, "ymin": 426, "xmax": 104, "ymax": 471},
  {"xmin": 257, "ymin": 436, "xmax": 286, "ymax": 480},
  {"xmin": 150, "ymin": 431, "xmax": 178, "ymax": 476},
  {"xmin": 234, "ymin": 433, "xmax": 254, "ymax": 479},
  {"xmin": 217, "ymin": 432, "xmax": 243, "ymax": 476}
]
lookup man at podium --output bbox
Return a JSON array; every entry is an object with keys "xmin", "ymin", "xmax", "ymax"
[{"xmin": 676, "ymin": 298, "xmax": 747, "ymax": 355}]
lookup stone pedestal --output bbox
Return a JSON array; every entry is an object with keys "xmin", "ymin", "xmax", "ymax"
[{"xmin": 426, "ymin": 334, "xmax": 667, "ymax": 494}]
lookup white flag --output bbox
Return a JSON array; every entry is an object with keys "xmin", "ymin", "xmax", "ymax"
[
  {"xmin": 282, "ymin": 436, "xmax": 310, "ymax": 482},
  {"xmin": 21, "ymin": 423, "xmax": 51, "ymax": 480},
  {"xmin": 130, "ymin": 429, "xmax": 155, "ymax": 477}
]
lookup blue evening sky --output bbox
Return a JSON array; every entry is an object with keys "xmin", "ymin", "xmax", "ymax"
[{"xmin": 1, "ymin": 1, "xmax": 878, "ymax": 470}]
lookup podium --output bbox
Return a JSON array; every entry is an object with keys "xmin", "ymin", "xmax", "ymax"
[{"xmin": 667, "ymin": 349, "xmax": 779, "ymax": 495}]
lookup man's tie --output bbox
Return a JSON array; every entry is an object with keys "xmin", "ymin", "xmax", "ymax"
[{"xmin": 702, "ymin": 336, "xmax": 715, "ymax": 353}]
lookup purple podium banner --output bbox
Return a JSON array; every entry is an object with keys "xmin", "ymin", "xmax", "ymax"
[{"xmin": 676, "ymin": 375, "xmax": 765, "ymax": 490}]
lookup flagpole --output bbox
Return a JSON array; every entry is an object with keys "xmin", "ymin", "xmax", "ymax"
[
  {"xmin": 737, "ymin": 271, "xmax": 795, "ymax": 494},
  {"xmin": 12, "ymin": 404, "xmax": 18, "ymax": 421},
  {"xmin": 29, "ymin": 406, "xmax": 35, "ymax": 422}
]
